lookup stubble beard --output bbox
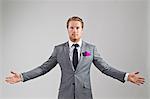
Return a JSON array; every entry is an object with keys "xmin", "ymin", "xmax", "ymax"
[{"xmin": 70, "ymin": 37, "xmax": 80, "ymax": 43}]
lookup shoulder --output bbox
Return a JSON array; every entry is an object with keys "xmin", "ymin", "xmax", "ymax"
[
  {"xmin": 53, "ymin": 41, "xmax": 68, "ymax": 50},
  {"xmin": 83, "ymin": 41, "xmax": 96, "ymax": 48},
  {"xmin": 55, "ymin": 42, "xmax": 67, "ymax": 47}
]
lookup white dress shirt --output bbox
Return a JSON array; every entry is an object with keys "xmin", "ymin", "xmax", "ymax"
[{"xmin": 68, "ymin": 39, "xmax": 82, "ymax": 62}]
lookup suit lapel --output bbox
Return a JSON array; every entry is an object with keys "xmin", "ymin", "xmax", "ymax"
[
  {"xmin": 64, "ymin": 42, "xmax": 75, "ymax": 71},
  {"xmin": 76, "ymin": 41, "xmax": 86, "ymax": 71},
  {"xmin": 64, "ymin": 41, "xmax": 87, "ymax": 72}
]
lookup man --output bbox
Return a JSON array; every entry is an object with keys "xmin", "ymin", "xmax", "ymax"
[{"xmin": 5, "ymin": 16, "xmax": 145, "ymax": 99}]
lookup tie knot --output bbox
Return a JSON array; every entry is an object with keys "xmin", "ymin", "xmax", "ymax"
[{"xmin": 73, "ymin": 44, "xmax": 79, "ymax": 48}]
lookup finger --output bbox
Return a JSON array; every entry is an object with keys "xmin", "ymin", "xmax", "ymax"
[
  {"xmin": 5, "ymin": 77, "xmax": 12, "ymax": 79},
  {"xmin": 6, "ymin": 80, "xmax": 15, "ymax": 84},
  {"xmin": 137, "ymin": 76, "xmax": 145, "ymax": 81},
  {"xmin": 140, "ymin": 82, "xmax": 144, "ymax": 84},
  {"xmin": 11, "ymin": 71, "xmax": 17, "ymax": 75},
  {"xmin": 139, "ymin": 79, "xmax": 145, "ymax": 83},
  {"xmin": 9, "ymin": 82, "xmax": 16, "ymax": 84},
  {"xmin": 5, "ymin": 78, "xmax": 17, "ymax": 84},
  {"xmin": 5, "ymin": 79, "xmax": 10, "ymax": 82},
  {"xmin": 134, "ymin": 72, "xmax": 139, "ymax": 74},
  {"xmin": 133, "ymin": 81, "xmax": 138, "ymax": 85},
  {"xmin": 134, "ymin": 81, "xmax": 141, "ymax": 85},
  {"xmin": 137, "ymin": 83, "xmax": 140, "ymax": 86},
  {"xmin": 11, "ymin": 71, "xmax": 19, "ymax": 77},
  {"xmin": 5, "ymin": 79, "xmax": 13, "ymax": 83},
  {"xmin": 138, "ymin": 77, "xmax": 144, "ymax": 79},
  {"xmin": 136, "ymin": 79, "xmax": 145, "ymax": 84},
  {"xmin": 6, "ymin": 77, "xmax": 11, "ymax": 79}
]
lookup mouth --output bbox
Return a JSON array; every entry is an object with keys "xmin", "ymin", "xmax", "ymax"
[{"xmin": 72, "ymin": 33, "xmax": 78, "ymax": 36}]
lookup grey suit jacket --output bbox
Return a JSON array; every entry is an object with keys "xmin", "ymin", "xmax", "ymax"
[{"xmin": 22, "ymin": 41, "xmax": 126, "ymax": 99}]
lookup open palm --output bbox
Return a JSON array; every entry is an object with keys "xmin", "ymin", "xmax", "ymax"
[
  {"xmin": 5, "ymin": 71, "xmax": 22, "ymax": 84},
  {"xmin": 128, "ymin": 72, "xmax": 145, "ymax": 85}
]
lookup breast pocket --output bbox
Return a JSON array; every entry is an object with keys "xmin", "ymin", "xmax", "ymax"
[{"xmin": 82, "ymin": 56, "xmax": 93, "ymax": 63}]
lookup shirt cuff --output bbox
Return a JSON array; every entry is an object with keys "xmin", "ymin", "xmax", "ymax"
[
  {"xmin": 124, "ymin": 73, "xmax": 129, "ymax": 82},
  {"xmin": 20, "ymin": 73, "xmax": 24, "ymax": 82}
]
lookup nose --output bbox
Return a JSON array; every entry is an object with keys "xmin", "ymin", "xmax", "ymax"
[{"xmin": 73, "ymin": 28, "xmax": 77, "ymax": 33}]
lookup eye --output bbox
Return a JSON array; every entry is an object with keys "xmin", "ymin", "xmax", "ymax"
[
  {"xmin": 76, "ymin": 27, "xmax": 80, "ymax": 29},
  {"xmin": 70, "ymin": 27, "xmax": 74, "ymax": 29}
]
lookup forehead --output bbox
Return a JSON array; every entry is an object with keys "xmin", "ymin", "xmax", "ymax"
[{"xmin": 68, "ymin": 21, "xmax": 82, "ymax": 27}]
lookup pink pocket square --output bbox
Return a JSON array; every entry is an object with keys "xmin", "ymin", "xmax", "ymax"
[{"xmin": 82, "ymin": 51, "xmax": 91, "ymax": 56}]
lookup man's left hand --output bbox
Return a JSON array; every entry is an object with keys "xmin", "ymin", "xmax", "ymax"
[{"xmin": 127, "ymin": 72, "xmax": 145, "ymax": 85}]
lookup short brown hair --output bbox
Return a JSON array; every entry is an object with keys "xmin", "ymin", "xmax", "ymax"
[{"xmin": 66, "ymin": 16, "xmax": 84, "ymax": 29}]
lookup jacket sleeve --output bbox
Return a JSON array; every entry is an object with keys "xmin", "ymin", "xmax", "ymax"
[
  {"xmin": 22, "ymin": 46, "xmax": 58, "ymax": 82},
  {"xmin": 92, "ymin": 46, "xmax": 126, "ymax": 83}
]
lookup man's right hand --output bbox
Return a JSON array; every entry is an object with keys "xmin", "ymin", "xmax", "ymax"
[{"xmin": 5, "ymin": 71, "xmax": 22, "ymax": 84}]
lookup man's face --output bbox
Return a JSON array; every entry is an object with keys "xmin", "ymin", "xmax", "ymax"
[{"xmin": 67, "ymin": 21, "xmax": 83, "ymax": 42}]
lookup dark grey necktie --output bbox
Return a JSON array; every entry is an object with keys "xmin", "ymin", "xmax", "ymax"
[{"xmin": 72, "ymin": 44, "xmax": 79, "ymax": 70}]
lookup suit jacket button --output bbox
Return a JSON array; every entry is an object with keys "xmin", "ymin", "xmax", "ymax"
[{"xmin": 72, "ymin": 83, "xmax": 75, "ymax": 85}]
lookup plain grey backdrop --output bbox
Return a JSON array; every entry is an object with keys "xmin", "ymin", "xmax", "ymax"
[
  {"xmin": 1, "ymin": 0, "xmax": 150, "ymax": 99},
  {"xmin": 0, "ymin": 0, "xmax": 2, "ymax": 98}
]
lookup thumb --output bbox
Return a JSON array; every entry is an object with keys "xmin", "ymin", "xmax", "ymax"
[
  {"xmin": 134, "ymin": 71, "xmax": 139, "ymax": 75},
  {"xmin": 10, "ymin": 71, "xmax": 18, "ymax": 75}
]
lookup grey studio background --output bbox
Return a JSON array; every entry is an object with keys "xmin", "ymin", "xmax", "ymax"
[{"xmin": 0, "ymin": 0, "xmax": 150, "ymax": 99}]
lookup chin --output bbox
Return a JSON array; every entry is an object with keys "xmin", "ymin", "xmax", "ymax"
[
  {"xmin": 72, "ymin": 39, "xmax": 77, "ymax": 42},
  {"xmin": 74, "ymin": 39, "xmax": 80, "ymax": 42}
]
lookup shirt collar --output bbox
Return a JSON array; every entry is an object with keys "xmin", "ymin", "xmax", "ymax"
[{"xmin": 68, "ymin": 39, "xmax": 82, "ymax": 48}]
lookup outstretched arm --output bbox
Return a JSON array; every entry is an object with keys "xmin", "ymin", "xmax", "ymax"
[
  {"xmin": 5, "ymin": 46, "xmax": 58, "ymax": 83},
  {"xmin": 93, "ymin": 46, "xmax": 126, "ymax": 82},
  {"xmin": 93, "ymin": 46, "xmax": 145, "ymax": 85}
]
